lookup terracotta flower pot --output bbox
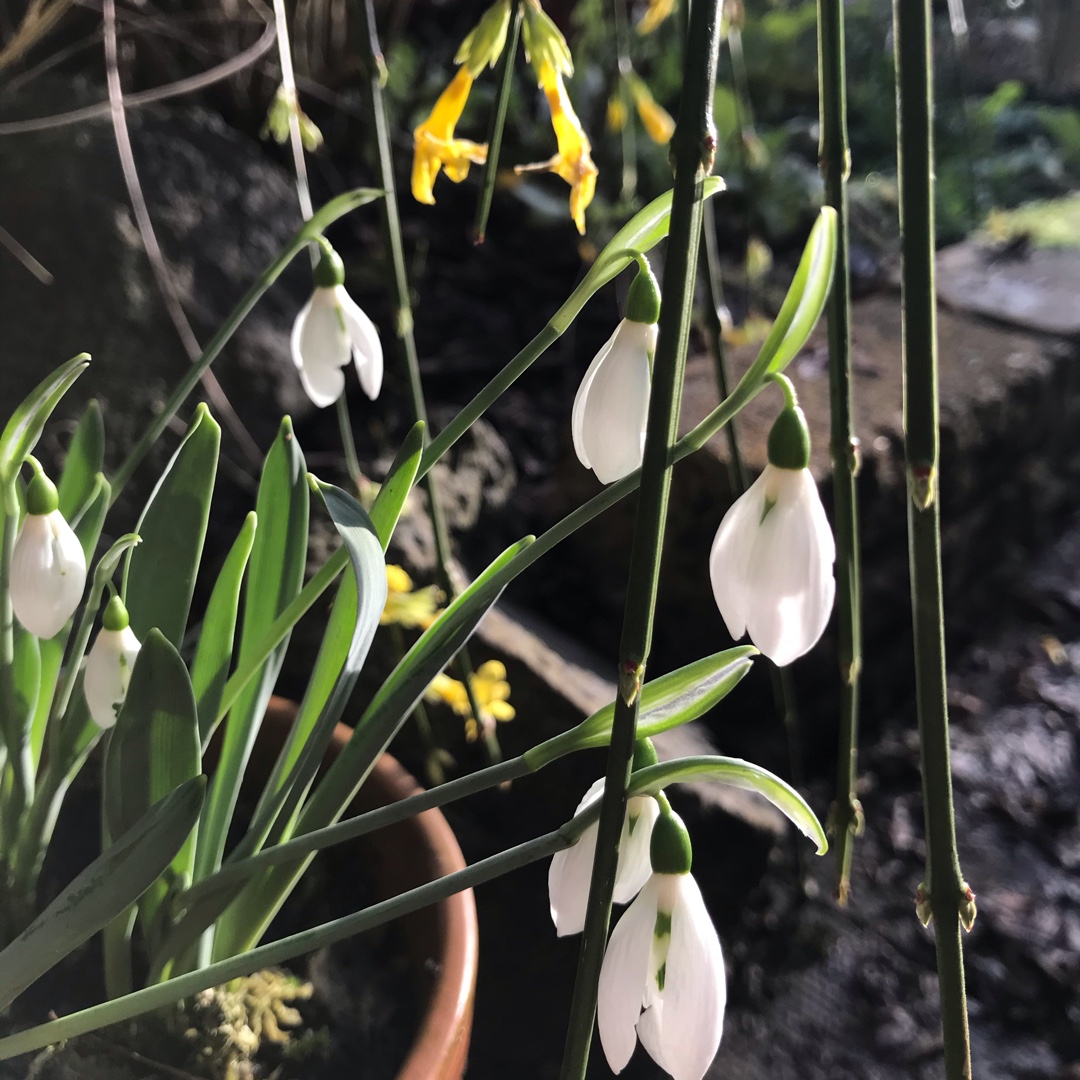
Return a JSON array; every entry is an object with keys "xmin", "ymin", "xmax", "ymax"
[{"xmin": 254, "ymin": 698, "xmax": 478, "ymax": 1080}]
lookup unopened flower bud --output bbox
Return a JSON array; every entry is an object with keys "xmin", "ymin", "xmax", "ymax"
[{"xmin": 84, "ymin": 596, "xmax": 141, "ymax": 729}]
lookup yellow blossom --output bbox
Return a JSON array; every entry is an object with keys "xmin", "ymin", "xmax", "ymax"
[
  {"xmin": 606, "ymin": 93, "xmax": 628, "ymax": 133},
  {"xmin": 412, "ymin": 66, "xmax": 489, "ymax": 205},
  {"xmin": 425, "ymin": 659, "xmax": 515, "ymax": 741},
  {"xmin": 515, "ymin": 63, "xmax": 598, "ymax": 235},
  {"xmin": 637, "ymin": 0, "xmax": 673, "ymax": 35},
  {"xmin": 380, "ymin": 565, "xmax": 444, "ymax": 630},
  {"xmin": 628, "ymin": 76, "xmax": 675, "ymax": 144}
]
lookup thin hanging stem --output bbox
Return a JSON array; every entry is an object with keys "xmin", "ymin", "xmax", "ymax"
[
  {"xmin": 817, "ymin": 0, "xmax": 863, "ymax": 904},
  {"xmin": 335, "ymin": 395, "xmax": 364, "ymax": 493},
  {"xmin": 612, "ymin": 0, "xmax": 637, "ymax": 203},
  {"xmin": 557, "ymin": 2, "xmax": 723, "ymax": 1075},
  {"xmin": 893, "ymin": 3, "xmax": 972, "ymax": 1078},
  {"xmin": 472, "ymin": 1, "xmax": 524, "ymax": 244},
  {"xmin": 352, "ymin": 0, "xmax": 496, "ymax": 764}
]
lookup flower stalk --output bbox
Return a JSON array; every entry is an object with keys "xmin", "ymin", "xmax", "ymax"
[
  {"xmin": 353, "ymin": 0, "xmax": 495, "ymax": 765},
  {"xmin": 893, "ymin": 3, "xmax": 971, "ymax": 1078},
  {"xmin": 557, "ymin": 0, "xmax": 723, "ymax": 1075},
  {"xmin": 817, "ymin": 0, "xmax": 863, "ymax": 904}
]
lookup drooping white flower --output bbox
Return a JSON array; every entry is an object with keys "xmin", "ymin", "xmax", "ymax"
[
  {"xmin": 598, "ymin": 858, "xmax": 726, "ymax": 1080},
  {"xmin": 291, "ymin": 242, "xmax": 383, "ymax": 408},
  {"xmin": 572, "ymin": 319, "xmax": 657, "ymax": 484},
  {"xmin": 548, "ymin": 778, "xmax": 661, "ymax": 936},
  {"xmin": 709, "ymin": 397, "xmax": 835, "ymax": 667},
  {"xmin": 84, "ymin": 596, "xmax": 141, "ymax": 730},
  {"xmin": 572, "ymin": 259, "xmax": 661, "ymax": 485},
  {"xmin": 11, "ymin": 489, "xmax": 87, "ymax": 640}
]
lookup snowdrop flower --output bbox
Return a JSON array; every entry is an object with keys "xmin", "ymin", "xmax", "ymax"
[
  {"xmin": 572, "ymin": 260, "xmax": 661, "ymax": 484},
  {"xmin": 548, "ymin": 739, "xmax": 660, "ymax": 936},
  {"xmin": 709, "ymin": 385, "xmax": 835, "ymax": 666},
  {"xmin": 84, "ymin": 595, "xmax": 141, "ymax": 730},
  {"xmin": 11, "ymin": 467, "xmax": 87, "ymax": 639},
  {"xmin": 291, "ymin": 240, "xmax": 383, "ymax": 408},
  {"xmin": 598, "ymin": 807, "xmax": 726, "ymax": 1080}
]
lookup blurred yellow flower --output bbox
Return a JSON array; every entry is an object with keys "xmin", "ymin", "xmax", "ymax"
[
  {"xmin": 381, "ymin": 565, "xmax": 444, "ymax": 629},
  {"xmin": 606, "ymin": 93, "xmax": 628, "ymax": 133},
  {"xmin": 637, "ymin": 0, "xmax": 673, "ymax": 35},
  {"xmin": 515, "ymin": 62, "xmax": 598, "ymax": 235},
  {"xmin": 412, "ymin": 66, "xmax": 489, "ymax": 205},
  {"xmin": 426, "ymin": 659, "xmax": 515, "ymax": 741},
  {"xmin": 628, "ymin": 76, "xmax": 675, "ymax": 144}
]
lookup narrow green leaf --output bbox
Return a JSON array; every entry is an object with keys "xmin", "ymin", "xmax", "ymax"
[
  {"xmin": 104, "ymin": 630, "xmax": 201, "ymax": 860},
  {"xmin": 192, "ymin": 512, "xmax": 258, "ymax": 747},
  {"xmin": 525, "ymin": 646, "xmax": 758, "ymax": 769},
  {"xmin": 194, "ymin": 419, "xmax": 308, "ymax": 884},
  {"xmin": 550, "ymin": 179, "xmax": 726, "ymax": 333},
  {"xmin": 369, "ymin": 422, "xmax": 424, "ymax": 548},
  {"xmin": 209, "ymin": 537, "xmax": 533, "ymax": 961},
  {"xmin": 71, "ymin": 473, "xmax": 110, "ymax": 564},
  {"xmin": 210, "ymin": 482, "xmax": 387, "ymax": 960},
  {"xmin": 11, "ymin": 626, "xmax": 41, "ymax": 748},
  {"xmin": 57, "ymin": 400, "xmax": 104, "ymax": 521},
  {"xmin": 630, "ymin": 755, "xmax": 828, "ymax": 854},
  {"xmin": 0, "ymin": 355, "xmax": 89, "ymax": 485},
  {"xmin": 758, "ymin": 207, "xmax": 838, "ymax": 375},
  {"xmin": 123, "ymin": 404, "xmax": 221, "ymax": 648},
  {"xmin": 0, "ymin": 775, "xmax": 205, "ymax": 1011},
  {"xmin": 29, "ymin": 638, "xmax": 62, "ymax": 771}
]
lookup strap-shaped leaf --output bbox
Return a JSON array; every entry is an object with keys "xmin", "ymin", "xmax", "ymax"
[
  {"xmin": 369, "ymin": 421, "xmax": 424, "ymax": 547},
  {"xmin": 194, "ymin": 418, "xmax": 308, "ymax": 883},
  {"xmin": 57, "ymin": 400, "xmax": 104, "ymax": 522},
  {"xmin": 0, "ymin": 775, "xmax": 205, "ymax": 1011},
  {"xmin": 122, "ymin": 403, "xmax": 221, "ymax": 648},
  {"xmin": 11, "ymin": 626, "xmax": 41, "ymax": 751},
  {"xmin": 550, "ymin": 179, "xmax": 726, "ymax": 333},
  {"xmin": 0, "ymin": 355, "xmax": 89, "ymax": 485},
  {"xmin": 525, "ymin": 646, "xmax": 758, "ymax": 769},
  {"xmin": 71, "ymin": 473, "xmax": 110, "ymax": 564},
  {"xmin": 629, "ymin": 756, "xmax": 828, "ymax": 854},
  {"xmin": 191, "ymin": 512, "xmax": 257, "ymax": 747},
  {"xmin": 757, "ymin": 207, "xmax": 837, "ymax": 376},
  {"xmin": 209, "ymin": 482, "xmax": 388, "ymax": 960},
  {"xmin": 240, "ymin": 481, "xmax": 386, "ymax": 852},
  {"xmin": 104, "ymin": 630, "xmax": 201, "ymax": 864}
]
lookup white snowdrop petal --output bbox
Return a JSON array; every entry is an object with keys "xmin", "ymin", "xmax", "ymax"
[
  {"xmin": 337, "ymin": 287, "xmax": 384, "ymax": 400},
  {"xmin": 636, "ymin": 1002, "xmax": 673, "ymax": 1076},
  {"xmin": 745, "ymin": 469, "xmax": 835, "ymax": 666},
  {"xmin": 84, "ymin": 626, "xmax": 141, "ymax": 730},
  {"xmin": 614, "ymin": 796, "xmax": 660, "ymax": 904},
  {"xmin": 573, "ymin": 320, "xmax": 653, "ymax": 484},
  {"xmin": 572, "ymin": 325, "xmax": 621, "ymax": 472},
  {"xmin": 657, "ymin": 874, "xmax": 727, "ymax": 1080},
  {"xmin": 598, "ymin": 878, "xmax": 659, "ymax": 1075},
  {"xmin": 708, "ymin": 467, "xmax": 772, "ymax": 642},
  {"xmin": 292, "ymin": 290, "xmax": 350, "ymax": 408},
  {"xmin": 548, "ymin": 821, "xmax": 599, "ymax": 936},
  {"xmin": 11, "ymin": 512, "xmax": 87, "ymax": 639}
]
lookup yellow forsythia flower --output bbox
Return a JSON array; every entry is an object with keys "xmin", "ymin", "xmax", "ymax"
[
  {"xmin": 515, "ymin": 62, "xmax": 598, "ymax": 235},
  {"xmin": 381, "ymin": 565, "xmax": 444, "ymax": 629},
  {"xmin": 628, "ymin": 76, "xmax": 675, "ymax": 144},
  {"xmin": 607, "ymin": 93, "xmax": 628, "ymax": 133},
  {"xmin": 637, "ymin": 0, "xmax": 673, "ymax": 35},
  {"xmin": 412, "ymin": 66, "xmax": 489, "ymax": 205},
  {"xmin": 426, "ymin": 660, "xmax": 515, "ymax": 741}
]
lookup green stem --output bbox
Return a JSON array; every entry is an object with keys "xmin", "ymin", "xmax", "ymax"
[
  {"xmin": 352, "ymin": 0, "xmax": 494, "ymax": 763},
  {"xmin": 335, "ymin": 395, "xmax": 364, "ymax": 493},
  {"xmin": 817, "ymin": 0, "xmax": 863, "ymax": 905},
  {"xmin": 108, "ymin": 189, "xmax": 377, "ymax": 504},
  {"xmin": 612, "ymin": 0, "xmax": 637, "ymax": 203},
  {"xmin": 558, "ymin": 1, "xmax": 723, "ymax": 1074},
  {"xmin": 472, "ymin": 1, "xmax": 524, "ymax": 244},
  {"xmin": 893, "ymin": 4, "xmax": 971, "ymax": 1079},
  {"xmin": 0, "ymin": 825, "xmax": 578, "ymax": 1061}
]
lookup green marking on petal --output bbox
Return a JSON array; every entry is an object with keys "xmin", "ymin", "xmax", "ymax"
[
  {"xmin": 656, "ymin": 962, "xmax": 666, "ymax": 992},
  {"xmin": 654, "ymin": 911, "xmax": 672, "ymax": 939},
  {"xmin": 759, "ymin": 496, "xmax": 776, "ymax": 525}
]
